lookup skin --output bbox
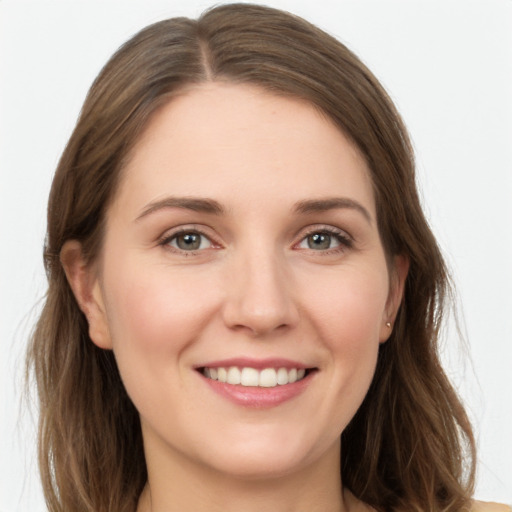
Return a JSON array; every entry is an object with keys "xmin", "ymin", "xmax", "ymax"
[{"xmin": 62, "ymin": 83, "xmax": 409, "ymax": 512}]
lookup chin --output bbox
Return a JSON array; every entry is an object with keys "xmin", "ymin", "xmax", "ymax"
[
  {"xmin": 194, "ymin": 425, "xmax": 337, "ymax": 481},
  {"xmin": 206, "ymin": 453, "xmax": 309, "ymax": 481}
]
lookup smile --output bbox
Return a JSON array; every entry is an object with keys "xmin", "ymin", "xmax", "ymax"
[{"xmin": 202, "ymin": 366, "xmax": 307, "ymax": 387}]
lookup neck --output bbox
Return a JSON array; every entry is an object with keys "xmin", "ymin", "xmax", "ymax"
[{"xmin": 137, "ymin": 436, "xmax": 350, "ymax": 512}]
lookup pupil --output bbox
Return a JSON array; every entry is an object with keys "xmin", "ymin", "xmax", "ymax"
[
  {"xmin": 308, "ymin": 233, "xmax": 330, "ymax": 250},
  {"xmin": 178, "ymin": 233, "xmax": 200, "ymax": 250}
]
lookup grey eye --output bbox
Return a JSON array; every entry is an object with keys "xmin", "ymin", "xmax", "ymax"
[
  {"xmin": 306, "ymin": 233, "xmax": 337, "ymax": 250},
  {"xmin": 177, "ymin": 233, "xmax": 200, "ymax": 250},
  {"xmin": 171, "ymin": 232, "xmax": 211, "ymax": 251}
]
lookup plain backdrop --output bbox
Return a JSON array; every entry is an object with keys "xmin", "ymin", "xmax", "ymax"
[{"xmin": 1, "ymin": 1, "xmax": 511, "ymax": 510}]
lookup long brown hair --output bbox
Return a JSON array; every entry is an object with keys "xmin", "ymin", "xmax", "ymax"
[{"xmin": 27, "ymin": 4, "xmax": 475, "ymax": 511}]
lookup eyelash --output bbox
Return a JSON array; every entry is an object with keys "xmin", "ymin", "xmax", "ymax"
[
  {"xmin": 296, "ymin": 225, "xmax": 353, "ymax": 255},
  {"xmin": 158, "ymin": 227, "xmax": 218, "ymax": 254},
  {"xmin": 158, "ymin": 225, "xmax": 353, "ymax": 255}
]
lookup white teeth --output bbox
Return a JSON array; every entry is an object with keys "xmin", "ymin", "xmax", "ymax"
[
  {"xmin": 203, "ymin": 366, "xmax": 308, "ymax": 387},
  {"xmin": 227, "ymin": 367, "xmax": 241, "ymax": 385},
  {"xmin": 217, "ymin": 367, "xmax": 227, "ymax": 383},
  {"xmin": 241, "ymin": 367, "xmax": 259, "ymax": 386},
  {"xmin": 259, "ymin": 368, "xmax": 277, "ymax": 387},
  {"xmin": 276, "ymin": 367, "xmax": 288, "ymax": 385}
]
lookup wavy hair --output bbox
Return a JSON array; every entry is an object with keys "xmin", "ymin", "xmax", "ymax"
[{"xmin": 27, "ymin": 4, "xmax": 475, "ymax": 511}]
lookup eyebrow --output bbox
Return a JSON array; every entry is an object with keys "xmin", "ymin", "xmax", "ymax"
[
  {"xmin": 135, "ymin": 195, "xmax": 372, "ymax": 224},
  {"xmin": 136, "ymin": 196, "xmax": 225, "ymax": 221},
  {"xmin": 293, "ymin": 197, "xmax": 372, "ymax": 224}
]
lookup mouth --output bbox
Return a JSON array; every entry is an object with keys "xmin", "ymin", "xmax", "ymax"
[
  {"xmin": 195, "ymin": 358, "xmax": 317, "ymax": 407},
  {"xmin": 199, "ymin": 366, "xmax": 313, "ymax": 388}
]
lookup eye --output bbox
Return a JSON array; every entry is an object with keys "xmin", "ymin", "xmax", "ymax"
[
  {"xmin": 296, "ymin": 227, "xmax": 353, "ymax": 252},
  {"xmin": 164, "ymin": 230, "xmax": 213, "ymax": 251},
  {"xmin": 301, "ymin": 232, "xmax": 340, "ymax": 250}
]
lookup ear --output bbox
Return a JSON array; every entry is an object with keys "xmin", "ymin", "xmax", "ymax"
[
  {"xmin": 60, "ymin": 240, "xmax": 112, "ymax": 349},
  {"xmin": 379, "ymin": 254, "xmax": 409, "ymax": 343}
]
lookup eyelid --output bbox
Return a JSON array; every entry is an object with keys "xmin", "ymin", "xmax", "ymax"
[
  {"xmin": 296, "ymin": 224, "xmax": 353, "ymax": 241},
  {"xmin": 157, "ymin": 224, "xmax": 222, "ymax": 252},
  {"xmin": 293, "ymin": 224, "xmax": 354, "ymax": 252}
]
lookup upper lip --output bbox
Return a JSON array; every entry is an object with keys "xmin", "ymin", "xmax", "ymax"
[{"xmin": 195, "ymin": 357, "xmax": 313, "ymax": 370}]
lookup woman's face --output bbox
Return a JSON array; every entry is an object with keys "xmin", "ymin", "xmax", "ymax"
[{"xmin": 82, "ymin": 83, "xmax": 405, "ymax": 480}]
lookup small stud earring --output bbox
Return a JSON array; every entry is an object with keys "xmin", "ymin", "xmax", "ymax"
[{"xmin": 386, "ymin": 322, "xmax": 391, "ymax": 328}]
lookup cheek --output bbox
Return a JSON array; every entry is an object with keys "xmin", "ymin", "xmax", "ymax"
[
  {"xmin": 308, "ymin": 266, "xmax": 389, "ymax": 347},
  {"xmin": 304, "ymin": 267, "xmax": 388, "ymax": 409},
  {"xmin": 104, "ymin": 264, "xmax": 213, "ymax": 347},
  {"xmin": 101, "ymin": 263, "xmax": 224, "ymax": 421},
  {"xmin": 101, "ymin": 262, "xmax": 221, "ymax": 391}
]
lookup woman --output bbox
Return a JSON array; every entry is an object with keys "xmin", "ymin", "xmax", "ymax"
[{"xmin": 26, "ymin": 3, "xmax": 509, "ymax": 512}]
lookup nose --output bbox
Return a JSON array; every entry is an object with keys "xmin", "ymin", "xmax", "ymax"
[{"xmin": 221, "ymin": 248, "xmax": 300, "ymax": 337}]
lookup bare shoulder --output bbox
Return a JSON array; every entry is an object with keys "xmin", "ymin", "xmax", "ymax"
[{"xmin": 472, "ymin": 501, "xmax": 512, "ymax": 512}]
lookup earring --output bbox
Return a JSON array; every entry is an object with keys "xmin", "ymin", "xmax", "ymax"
[{"xmin": 386, "ymin": 322, "xmax": 391, "ymax": 328}]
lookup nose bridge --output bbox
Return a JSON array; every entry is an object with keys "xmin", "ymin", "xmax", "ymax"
[{"xmin": 223, "ymin": 238, "xmax": 299, "ymax": 335}]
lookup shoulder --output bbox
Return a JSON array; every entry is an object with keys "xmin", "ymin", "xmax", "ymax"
[{"xmin": 472, "ymin": 501, "xmax": 512, "ymax": 512}]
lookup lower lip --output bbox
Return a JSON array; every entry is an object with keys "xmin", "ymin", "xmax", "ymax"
[{"xmin": 200, "ymin": 372, "xmax": 314, "ymax": 408}]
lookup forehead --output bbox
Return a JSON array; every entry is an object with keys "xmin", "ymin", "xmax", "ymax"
[{"xmin": 112, "ymin": 83, "xmax": 375, "ymax": 218}]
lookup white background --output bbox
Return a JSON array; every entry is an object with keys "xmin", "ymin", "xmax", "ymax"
[{"xmin": 1, "ymin": 1, "xmax": 511, "ymax": 510}]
